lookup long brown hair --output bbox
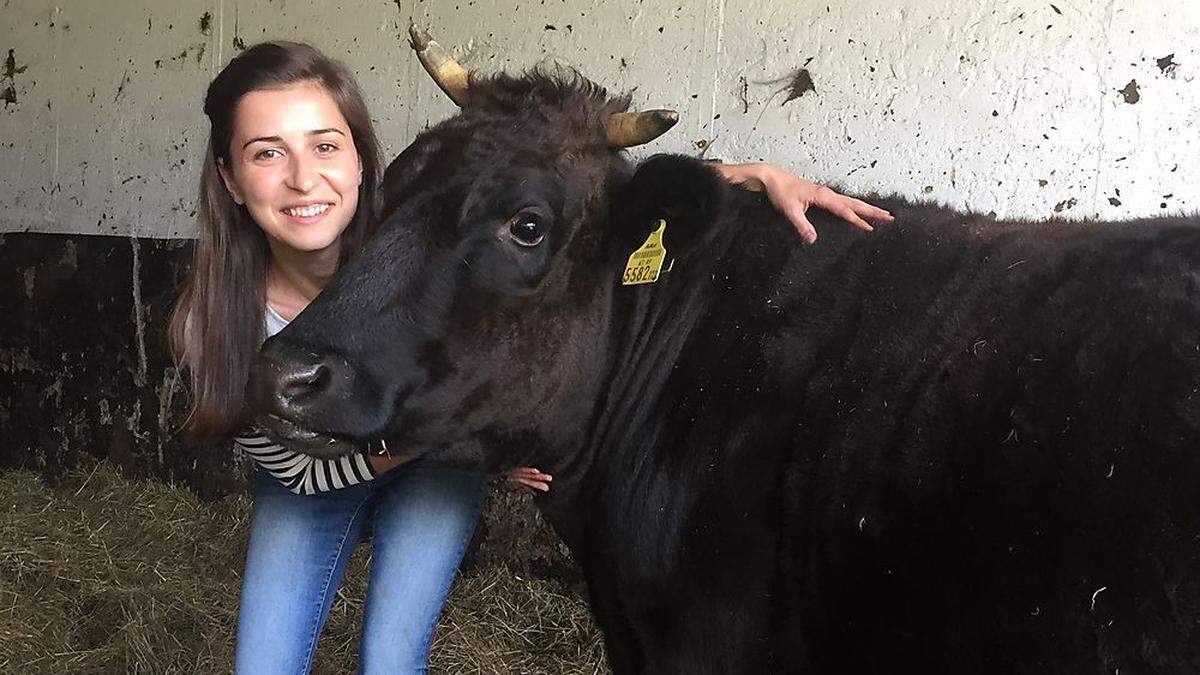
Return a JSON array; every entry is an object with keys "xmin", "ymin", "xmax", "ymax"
[{"xmin": 169, "ymin": 41, "xmax": 383, "ymax": 441}]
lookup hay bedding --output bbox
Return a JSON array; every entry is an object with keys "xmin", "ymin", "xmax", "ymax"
[{"xmin": 0, "ymin": 463, "xmax": 606, "ymax": 674}]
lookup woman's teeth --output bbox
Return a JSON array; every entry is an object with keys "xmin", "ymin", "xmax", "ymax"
[{"xmin": 284, "ymin": 203, "xmax": 331, "ymax": 218}]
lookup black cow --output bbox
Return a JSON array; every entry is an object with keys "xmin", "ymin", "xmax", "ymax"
[{"xmin": 249, "ymin": 32, "xmax": 1200, "ymax": 674}]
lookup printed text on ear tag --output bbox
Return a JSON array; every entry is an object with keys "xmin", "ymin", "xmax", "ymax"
[{"xmin": 621, "ymin": 219, "xmax": 668, "ymax": 286}]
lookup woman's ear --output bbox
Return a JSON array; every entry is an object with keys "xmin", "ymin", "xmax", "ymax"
[{"xmin": 216, "ymin": 157, "xmax": 245, "ymax": 205}]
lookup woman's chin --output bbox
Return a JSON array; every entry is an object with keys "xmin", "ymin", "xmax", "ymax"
[
  {"xmin": 263, "ymin": 219, "xmax": 351, "ymax": 257},
  {"xmin": 286, "ymin": 231, "xmax": 344, "ymax": 255}
]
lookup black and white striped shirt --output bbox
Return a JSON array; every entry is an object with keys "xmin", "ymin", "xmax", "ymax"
[
  {"xmin": 235, "ymin": 432, "xmax": 376, "ymax": 495},
  {"xmin": 235, "ymin": 305, "xmax": 377, "ymax": 495}
]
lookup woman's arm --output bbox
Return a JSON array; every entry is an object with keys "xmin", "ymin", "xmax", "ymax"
[
  {"xmin": 366, "ymin": 447, "xmax": 551, "ymax": 492},
  {"xmin": 236, "ymin": 433, "xmax": 381, "ymax": 495},
  {"xmin": 368, "ymin": 454, "xmax": 416, "ymax": 474},
  {"xmin": 713, "ymin": 162, "xmax": 894, "ymax": 244}
]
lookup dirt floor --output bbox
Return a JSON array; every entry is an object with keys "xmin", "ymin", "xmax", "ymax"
[{"xmin": 0, "ymin": 463, "xmax": 607, "ymax": 674}]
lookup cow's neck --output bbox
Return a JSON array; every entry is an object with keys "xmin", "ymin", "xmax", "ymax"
[
  {"xmin": 526, "ymin": 188, "xmax": 882, "ymax": 670},
  {"xmin": 542, "ymin": 188, "xmax": 848, "ymax": 554}
]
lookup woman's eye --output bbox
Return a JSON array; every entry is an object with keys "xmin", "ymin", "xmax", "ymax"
[
  {"xmin": 255, "ymin": 148, "xmax": 282, "ymax": 160},
  {"xmin": 508, "ymin": 214, "xmax": 546, "ymax": 247},
  {"xmin": 315, "ymin": 143, "xmax": 337, "ymax": 154}
]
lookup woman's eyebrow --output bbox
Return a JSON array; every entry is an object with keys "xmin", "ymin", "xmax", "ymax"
[{"xmin": 242, "ymin": 128, "xmax": 346, "ymax": 149}]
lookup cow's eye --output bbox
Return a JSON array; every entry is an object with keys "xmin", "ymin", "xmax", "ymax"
[{"xmin": 507, "ymin": 213, "xmax": 546, "ymax": 247}]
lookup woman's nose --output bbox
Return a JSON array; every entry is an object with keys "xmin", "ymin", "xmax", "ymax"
[{"xmin": 286, "ymin": 155, "xmax": 318, "ymax": 192}]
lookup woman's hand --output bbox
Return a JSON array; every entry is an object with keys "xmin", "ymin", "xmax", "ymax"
[
  {"xmin": 714, "ymin": 162, "xmax": 894, "ymax": 244},
  {"xmin": 506, "ymin": 466, "xmax": 553, "ymax": 493}
]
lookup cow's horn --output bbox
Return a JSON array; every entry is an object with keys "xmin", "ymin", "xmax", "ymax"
[
  {"xmin": 606, "ymin": 110, "xmax": 680, "ymax": 148},
  {"xmin": 409, "ymin": 24, "xmax": 470, "ymax": 107}
]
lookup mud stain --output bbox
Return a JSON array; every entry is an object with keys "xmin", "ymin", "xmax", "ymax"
[
  {"xmin": 3, "ymin": 49, "xmax": 27, "ymax": 79},
  {"xmin": 1156, "ymin": 53, "xmax": 1178, "ymax": 76},
  {"xmin": 1117, "ymin": 79, "xmax": 1139, "ymax": 104},
  {"xmin": 1054, "ymin": 197, "xmax": 1078, "ymax": 213},
  {"xmin": 233, "ymin": 7, "xmax": 246, "ymax": 51},
  {"xmin": 782, "ymin": 68, "xmax": 816, "ymax": 105},
  {"xmin": 3, "ymin": 49, "xmax": 27, "ymax": 107}
]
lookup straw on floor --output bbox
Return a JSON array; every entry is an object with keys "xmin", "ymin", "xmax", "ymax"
[{"xmin": 0, "ymin": 462, "xmax": 606, "ymax": 674}]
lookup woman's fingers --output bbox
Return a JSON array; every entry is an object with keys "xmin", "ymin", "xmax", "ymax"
[
  {"xmin": 508, "ymin": 466, "xmax": 552, "ymax": 480},
  {"xmin": 834, "ymin": 205, "xmax": 875, "ymax": 232},
  {"xmin": 848, "ymin": 197, "xmax": 894, "ymax": 223},
  {"xmin": 511, "ymin": 477, "xmax": 551, "ymax": 492},
  {"xmin": 781, "ymin": 183, "xmax": 891, "ymax": 242},
  {"xmin": 505, "ymin": 466, "xmax": 553, "ymax": 492},
  {"xmin": 783, "ymin": 203, "xmax": 819, "ymax": 244},
  {"xmin": 813, "ymin": 191, "xmax": 890, "ymax": 230}
]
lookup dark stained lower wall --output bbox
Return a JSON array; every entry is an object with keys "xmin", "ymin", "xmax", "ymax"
[
  {"xmin": 0, "ymin": 231, "xmax": 574, "ymax": 577},
  {"xmin": 0, "ymin": 231, "xmax": 239, "ymax": 495}
]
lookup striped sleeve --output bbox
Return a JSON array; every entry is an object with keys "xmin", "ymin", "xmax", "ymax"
[{"xmin": 234, "ymin": 433, "xmax": 376, "ymax": 495}]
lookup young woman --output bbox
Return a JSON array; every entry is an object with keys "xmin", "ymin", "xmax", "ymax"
[{"xmin": 169, "ymin": 40, "xmax": 891, "ymax": 674}]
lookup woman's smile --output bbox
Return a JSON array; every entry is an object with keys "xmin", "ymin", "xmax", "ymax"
[{"xmin": 281, "ymin": 201, "xmax": 335, "ymax": 222}]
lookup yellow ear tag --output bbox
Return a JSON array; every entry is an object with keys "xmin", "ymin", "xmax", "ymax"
[{"xmin": 621, "ymin": 219, "xmax": 668, "ymax": 286}]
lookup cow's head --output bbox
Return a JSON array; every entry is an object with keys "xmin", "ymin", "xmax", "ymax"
[{"xmin": 247, "ymin": 27, "xmax": 728, "ymax": 466}]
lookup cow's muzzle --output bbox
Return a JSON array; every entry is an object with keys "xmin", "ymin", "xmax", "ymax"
[{"xmin": 248, "ymin": 339, "xmax": 365, "ymax": 459}]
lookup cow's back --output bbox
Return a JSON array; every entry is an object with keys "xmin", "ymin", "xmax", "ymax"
[{"xmin": 772, "ymin": 206, "xmax": 1200, "ymax": 672}]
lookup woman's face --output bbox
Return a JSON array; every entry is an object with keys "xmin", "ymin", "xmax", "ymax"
[{"xmin": 219, "ymin": 81, "xmax": 362, "ymax": 258}]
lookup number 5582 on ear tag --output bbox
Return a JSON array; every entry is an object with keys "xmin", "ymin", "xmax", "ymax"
[{"xmin": 621, "ymin": 219, "xmax": 668, "ymax": 286}]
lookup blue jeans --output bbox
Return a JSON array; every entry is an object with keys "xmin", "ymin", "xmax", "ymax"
[{"xmin": 234, "ymin": 461, "xmax": 485, "ymax": 674}]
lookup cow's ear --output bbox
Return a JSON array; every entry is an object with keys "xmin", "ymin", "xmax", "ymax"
[
  {"xmin": 380, "ymin": 135, "xmax": 451, "ymax": 220},
  {"xmin": 616, "ymin": 154, "xmax": 727, "ymax": 251}
]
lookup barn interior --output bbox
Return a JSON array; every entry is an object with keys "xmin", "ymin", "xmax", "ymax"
[{"xmin": 1, "ymin": 1, "xmax": 1197, "ymax": 672}]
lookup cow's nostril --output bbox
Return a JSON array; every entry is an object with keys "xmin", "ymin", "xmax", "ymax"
[{"xmin": 278, "ymin": 362, "xmax": 332, "ymax": 403}]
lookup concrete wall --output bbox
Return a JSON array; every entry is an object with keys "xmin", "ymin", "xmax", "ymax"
[{"xmin": 3, "ymin": 0, "xmax": 1198, "ymax": 238}]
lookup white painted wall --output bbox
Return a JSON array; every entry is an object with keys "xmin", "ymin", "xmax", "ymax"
[{"xmin": 2, "ymin": 0, "xmax": 1197, "ymax": 238}]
